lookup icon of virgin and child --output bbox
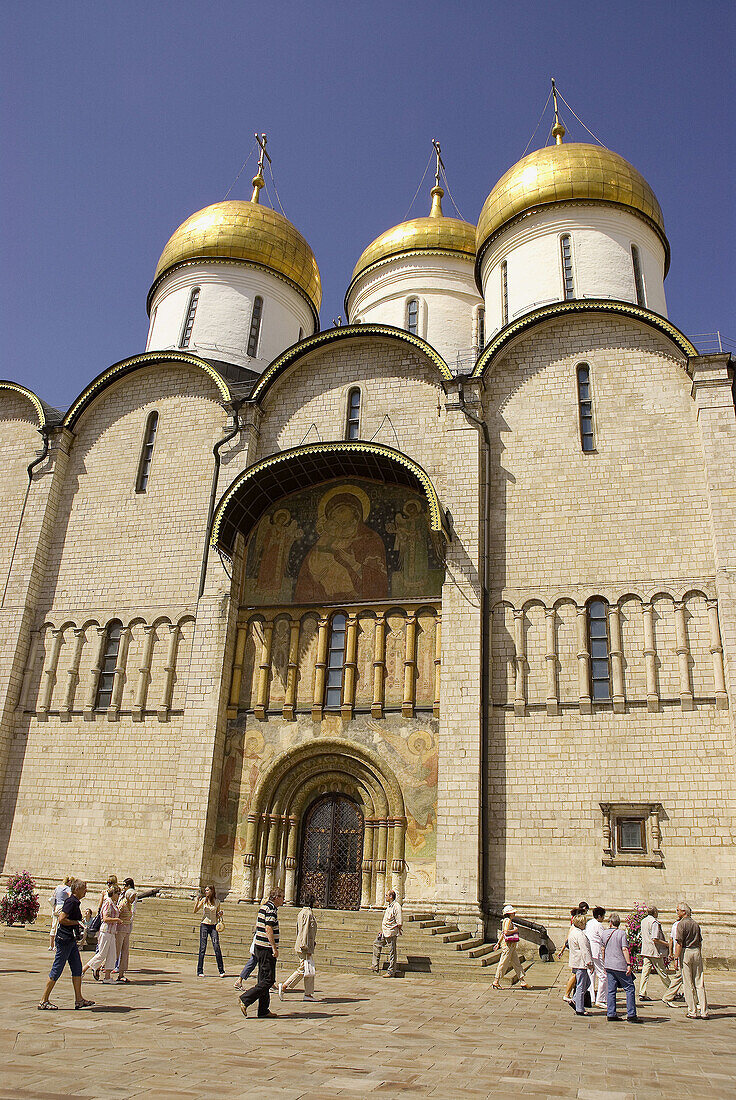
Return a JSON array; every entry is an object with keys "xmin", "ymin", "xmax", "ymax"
[{"xmin": 242, "ymin": 481, "xmax": 440, "ymax": 607}]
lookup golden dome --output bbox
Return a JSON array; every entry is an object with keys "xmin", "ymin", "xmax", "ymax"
[
  {"xmin": 477, "ymin": 143, "xmax": 666, "ymax": 256},
  {"xmin": 350, "ymin": 186, "xmax": 476, "ymax": 285},
  {"xmin": 152, "ymin": 199, "xmax": 322, "ymax": 314}
]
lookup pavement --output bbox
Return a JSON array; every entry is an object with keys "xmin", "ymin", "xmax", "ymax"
[{"xmin": 1, "ymin": 940, "xmax": 735, "ymax": 1099}]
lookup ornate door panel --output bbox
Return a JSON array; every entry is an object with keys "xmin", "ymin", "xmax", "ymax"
[{"xmin": 299, "ymin": 794, "xmax": 364, "ymax": 910}]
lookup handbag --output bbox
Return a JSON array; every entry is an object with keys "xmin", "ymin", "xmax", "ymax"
[
  {"xmin": 504, "ymin": 932, "xmax": 520, "ymax": 943},
  {"xmin": 304, "ymin": 957, "xmax": 315, "ymax": 977},
  {"xmin": 215, "ymin": 920, "xmax": 224, "ymax": 933},
  {"xmin": 87, "ymin": 906, "xmax": 103, "ymax": 936}
]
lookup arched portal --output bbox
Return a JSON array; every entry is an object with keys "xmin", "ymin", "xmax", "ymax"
[
  {"xmin": 299, "ymin": 793, "xmax": 364, "ymax": 910},
  {"xmin": 238, "ymin": 738, "xmax": 406, "ymax": 908}
]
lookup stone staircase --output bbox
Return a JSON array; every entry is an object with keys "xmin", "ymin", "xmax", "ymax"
[{"xmin": 2, "ymin": 900, "xmax": 535, "ymax": 983}]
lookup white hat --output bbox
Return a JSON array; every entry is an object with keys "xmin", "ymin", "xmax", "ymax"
[{"xmin": 502, "ymin": 904, "xmax": 516, "ymax": 916}]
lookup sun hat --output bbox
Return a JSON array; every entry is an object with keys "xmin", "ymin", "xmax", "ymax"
[{"xmin": 502, "ymin": 904, "xmax": 516, "ymax": 916}]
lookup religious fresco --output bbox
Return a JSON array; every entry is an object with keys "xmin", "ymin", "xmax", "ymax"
[{"xmin": 242, "ymin": 479, "xmax": 444, "ymax": 606}]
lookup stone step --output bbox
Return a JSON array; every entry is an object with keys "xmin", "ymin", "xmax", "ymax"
[
  {"xmin": 468, "ymin": 942, "xmax": 500, "ymax": 959},
  {"xmin": 456, "ymin": 937, "xmax": 485, "ymax": 952},
  {"xmin": 428, "ymin": 924, "xmax": 459, "ymax": 936},
  {"xmin": 443, "ymin": 931, "xmax": 472, "ymax": 944}
]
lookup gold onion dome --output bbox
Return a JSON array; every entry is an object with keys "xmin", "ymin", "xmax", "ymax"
[
  {"xmin": 476, "ymin": 142, "xmax": 666, "ymax": 257},
  {"xmin": 152, "ymin": 198, "xmax": 322, "ymax": 314},
  {"xmin": 350, "ymin": 185, "xmax": 476, "ymax": 285}
]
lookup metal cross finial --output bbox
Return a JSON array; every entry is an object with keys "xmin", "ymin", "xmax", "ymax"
[
  {"xmin": 251, "ymin": 132, "xmax": 271, "ymax": 203},
  {"xmin": 551, "ymin": 79, "xmax": 566, "ymax": 144},
  {"xmin": 432, "ymin": 139, "xmax": 444, "ymax": 188}
]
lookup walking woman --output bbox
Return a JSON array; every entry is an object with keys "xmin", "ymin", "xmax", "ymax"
[
  {"xmin": 492, "ymin": 904, "xmax": 530, "ymax": 989},
  {"xmin": 194, "ymin": 885, "xmax": 225, "ymax": 977},
  {"xmin": 115, "ymin": 878, "xmax": 137, "ymax": 982},
  {"xmin": 83, "ymin": 884, "xmax": 121, "ymax": 983},
  {"xmin": 278, "ymin": 893, "xmax": 318, "ymax": 1001}
]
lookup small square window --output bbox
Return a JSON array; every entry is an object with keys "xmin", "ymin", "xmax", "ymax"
[{"xmin": 617, "ymin": 818, "xmax": 646, "ymax": 852}]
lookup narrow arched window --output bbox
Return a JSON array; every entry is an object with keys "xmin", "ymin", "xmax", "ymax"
[
  {"xmin": 501, "ymin": 260, "xmax": 508, "ymax": 326},
  {"xmin": 560, "ymin": 235, "xmax": 574, "ymax": 299},
  {"xmin": 324, "ymin": 613, "xmax": 347, "ymax": 709},
  {"xmin": 631, "ymin": 245, "xmax": 646, "ymax": 306},
  {"xmin": 576, "ymin": 364, "xmax": 595, "ymax": 452},
  {"xmin": 135, "ymin": 411, "xmax": 159, "ymax": 493},
  {"xmin": 179, "ymin": 288, "xmax": 200, "ymax": 348},
  {"xmin": 587, "ymin": 600, "xmax": 610, "ymax": 701},
  {"xmin": 95, "ymin": 620, "xmax": 122, "ymax": 711},
  {"xmin": 346, "ymin": 387, "xmax": 361, "ymax": 440},
  {"xmin": 477, "ymin": 307, "xmax": 485, "ymax": 350},
  {"xmin": 406, "ymin": 297, "xmax": 419, "ymax": 335},
  {"xmin": 247, "ymin": 295, "xmax": 264, "ymax": 357}
]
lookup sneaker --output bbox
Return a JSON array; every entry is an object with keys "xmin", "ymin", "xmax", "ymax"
[
  {"xmin": 686, "ymin": 1013, "xmax": 698, "ymax": 1018},
  {"xmin": 197, "ymin": 973, "xmax": 204, "ymax": 979},
  {"xmin": 699, "ymin": 1013, "xmax": 709, "ymax": 1019},
  {"xmin": 303, "ymin": 994, "xmax": 315, "ymax": 1001},
  {"xmin": 562, "ymin": 996, "xmax": 573, "ymax": 1004},
  {"xmin": 278, "ymin": 983, "xmax": 284, "ymax": 1000},
  {"xmin": 219, "ymin": 972, "xmax": 226, "ymax": 978}
]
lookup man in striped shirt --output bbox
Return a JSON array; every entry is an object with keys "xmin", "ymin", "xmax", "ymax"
[{"xmin": 239, "ymin": 887, "xmax": 284, "ymax": 1019}]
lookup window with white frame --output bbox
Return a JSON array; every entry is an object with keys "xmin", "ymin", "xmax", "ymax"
[
  {"xmin": 247, "ymin": 296, "xmax": 264, "ymax": 357},
  {"xmin": 631, "ymin": 245, "xmax": 646, "ymax": 306},
  {"xmin": 406, "ymin": 298, "xmax": 419, "ymax": 335},
  {"xmin": 345, "ymin": 387, "xmax": 361, "ymax": 440},
  {"xmin": 179, "ymin": 288, "xmax": 200, "ymax": 348},
  {"xmin": 135, "ymin": 411, "xmax": 159, "ymax": 493},
  {"xmin": 560, "ymin": 235, "xmax": 574, "ymax": 299}
]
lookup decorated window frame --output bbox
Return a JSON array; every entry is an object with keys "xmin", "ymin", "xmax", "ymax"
[{"xmin": 600, "ymin": 802, "xmax": 664, "ymax": 868}]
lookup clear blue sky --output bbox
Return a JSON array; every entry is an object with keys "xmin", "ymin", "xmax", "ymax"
[{"xmin": 2, "ymin": 0, "xmax": 734, "ymax": 409}]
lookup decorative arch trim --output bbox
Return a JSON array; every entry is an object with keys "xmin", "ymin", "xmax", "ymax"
[
  {"xmin": 211, "ymin": 439, "xmax": 449, "ymax": 555},
  {"xmin": 251, "ymin": 324, "xmax": 452, "ymax": 403},
  {"xmin": 63, "ymin": 351, "xmax": 231, "ymax": 429},
  {"xmin": 0, "ymin": 381, "xmax": 48, "ymax": 428},
  {"xmin": 471, "ymin": 300, "xmax": 697, "ymax": 379}
]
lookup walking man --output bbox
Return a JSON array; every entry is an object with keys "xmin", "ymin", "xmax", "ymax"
[
  {"xmin": 239, "ymin": 887, "xmax": 284, "ymax": 1019},
  {"xmin": 372, "ymin": 889, "xmax": 402, "ymax": 977},
  {"xmin": 638, "ymin": 905, "xmax": 670, "ymax": 1001},
  {"xmin": 674, "ymin": 902, "xmax": 708, "ymax": 1019},
  {"xmin": 601, "ymin": 912, "xmax": 639, "ymax": 1022},
  {"xmin": 38, "ymin": 879, "xmax": 95, "ymax": 1011},
  {"xmin": 585, "ymin": 906, "xmax": 608, "ymax": 1008}
]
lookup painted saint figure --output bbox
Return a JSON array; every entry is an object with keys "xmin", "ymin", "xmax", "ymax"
[
  {"xmin": 295, "ymin": 488, "xmax": 388, "ymax": 603},
  {"xmin": 244, "ymin": 508, "xmax": 303, "ymax": 603}
]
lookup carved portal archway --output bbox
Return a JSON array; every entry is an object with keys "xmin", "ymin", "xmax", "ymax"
[
  {"xmin": 299, "ymin": 794, "xmax": 364, "ymax": 910},
  {"xmin": 239, "ymin": 738, "xmax": 406, "ymax": 907}
]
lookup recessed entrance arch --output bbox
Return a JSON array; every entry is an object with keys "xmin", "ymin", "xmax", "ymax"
[
  {"xmin": 299, "ymin": 793, "xmax": 364, "ymax": 910},
  {"xmin": 238, "ymin": 738, "xmax": 406, "ymax": 908}
]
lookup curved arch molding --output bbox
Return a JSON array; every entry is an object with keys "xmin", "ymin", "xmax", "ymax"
[
  {"xmin": 211, "ymin": 440, "xmax": 449, "ymax": 555},
  {"xmin": 250, "ymin": 324, "xmax": 452, "ymax": 404},
  {"xmin": 472, "ymin": 300, "xmax": 697, "ymax": 379},
  {"xmin": 63, "ymin": 351, "xmax": 231, "ymax": 429},
  {"xmin": 0, "ymin": 381, "xmax": 50, "ymax": 428}
]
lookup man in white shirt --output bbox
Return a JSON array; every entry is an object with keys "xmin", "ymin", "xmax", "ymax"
[
  {"xmin": 371, "ymin": 890, "xmax": 402, "ymax": 977},
  {"xmin": 585, "ymin": 906, "xmax": 608, "ymax": 1008},
  {"xmin": 639, "ymin": 905, "xmax": 671, "ymax": 1000}
]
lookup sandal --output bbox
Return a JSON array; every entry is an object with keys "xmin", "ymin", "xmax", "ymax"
[
  {"xmin": 116, "ymin": 976, "xmax": 129, "ymax": 983},
  {"xmin": 492, "ymin": 982, "xmax": 501, "ymax": 990},
  {"xmin": 75, "ymin": 998, "xmax": 95, "ymax": 1009},
  {"xmin": 37, "ymin": 1001, "xmax": 58, "ymax": 1010},
  {"xmin": 233, "ymin": 979, "xmax": 243, "ymax": 989},
  {"xmin": 91, "ymin": 968, "xmax": 100, "ymax": 982}
]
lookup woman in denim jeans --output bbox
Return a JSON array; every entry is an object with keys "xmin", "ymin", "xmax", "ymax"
[{"xmin": 194, "ymin": 885, "xmax": 225, "ymax": 977}]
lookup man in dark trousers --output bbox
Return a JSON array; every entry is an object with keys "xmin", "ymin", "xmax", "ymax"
[{"xmin": 240, "ymin": 887, "xmax": 284, "ymax": 1019}]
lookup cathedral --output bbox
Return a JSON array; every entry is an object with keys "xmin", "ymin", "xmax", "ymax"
[{"xmin": 1, "ymin": 104, "xmax": 734, "ymax": 952}]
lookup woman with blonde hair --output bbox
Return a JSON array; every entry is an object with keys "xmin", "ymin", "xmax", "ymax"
[
  {"xmin": 83, "ymin": 884, "xmax": 121, "ymax": 983},
  {"xmin": 567, "ymin": 912, "xmax": 595, "ymax": 1016},
  {"xmin": 492, "ymin": 904, "xmax": 530, "ymax": 990}
]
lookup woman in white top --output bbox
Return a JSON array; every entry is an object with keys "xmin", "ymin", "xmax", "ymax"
[
  {"xmin": 492, "ymin": 904, "xmax": 530, "ymax": 989},
  {"xmin": 83, "ymin": 886, "xmax": 121, "ymax": 983},
  {"xmin": 194, "ymin": 885, "xmax": 225, "ymax": 977},
  {"xmin": 567, "ymin": 913, "xmax": 595, "ymax": 1016}
]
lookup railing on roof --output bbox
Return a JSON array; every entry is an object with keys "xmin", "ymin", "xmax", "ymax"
[
  {"xmin": 456, "ymin": 346, "xmax": 481, "ymax": 373},
  {"xmin": 687, "ymin": 332, "xmax": 736, "ymax": 355}
]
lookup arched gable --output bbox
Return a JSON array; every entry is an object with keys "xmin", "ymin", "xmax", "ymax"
[
  {"xmin": 472, "ymin": 300, "xmax": 696, "ymax": 380},
  {"xmin": 63, "ymin": 351, "xmax": 231, "ymax": 429},
  {"xmin": 0, "ymin": 381, "xmax": 53, "ymax": 428},
  {"xmin": 250, "ymin": 324, "xmax": 452, "ymax": 405}
]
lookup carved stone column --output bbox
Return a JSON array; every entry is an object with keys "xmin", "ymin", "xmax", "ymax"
[
  {"xmin": 641, "ymin": 603, "xmax": 659, "ymax": 711},
  {"xmin": 283, "ymin": 618, "xmax": 301, "ymax": 720},
  {"xmin": 228, "ymin": 623, "xmax": 248, "ymax": 719},
  {"xmin": 674, "ymin": 602, "xmax": 694, "ymax": 711},
  {"xmin": 341, "ymin": 614, "xmax": 359, "ymax": 719},
  {"xmin": 402, "ymin": 614, "xmax": 417, "ymax": 718},
  {"xmin": 312, "ymin": 615, "xmax": 329, "ymax": 720},
  {"xmin": 241, "ymin": 811, "xmax": 260, "ymax": 901},
  {"xmin": 17, "ymin": 630, "xmax": 41, "ymax": 712},
  {"xmin": 83, "ymin": 627, "xmax": 108, "ymax": 718},
  {"xmin": 37, "ymin": 628, "xmax": 63, "ymax": 719},
  {"xmin": 707, "ymin": 599, "xmax": 729, "ymax": 710},
  {"xmin": 545, "ymin": 607, "xmax": 558, "ymax": 715},
  {"xmin": 361, "ymin": 819, "xmax": 375, "ymax": 908},
  {"xmin": 254, "ymin": 620, "xmax": 274, "ymax": 720},
  {"xmin": 513, "ymin": 609, "xmax": 526, "ymax": 716},
  {"xmin": 60, "ymin": 627, "xmax": 86, "ymax": 719},
  {"xmin": 284, "ymin": 816, "xmax": 299, "ymax": 903},
  {"xmin": 157, "ymin": 623, "xmax": 180, "ymax": 721},
  {"xmin": 132, "ymin": 624, "xmax": 156, "ymax": 722},
  {"xmin": 608, "ymin": 605, "xmax": 625, "ymax": 713},
  {"xmin": 374, "ymin": 820, "xmax": 388, "ymax": 905},
  {"xmin": 371, "ymin": 612, "xmax": 386, "ymax": 719},
  {"xmin": 576, "ymin": 605, "xmax": 592, "ymax": 714}
]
